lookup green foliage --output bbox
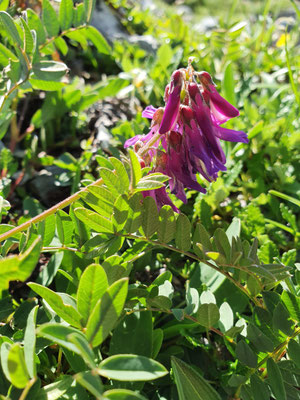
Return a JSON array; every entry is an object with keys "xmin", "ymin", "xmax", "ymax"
[{"xmin": 0, "ymin": 0, "xmax": 299, "ymax": 398}]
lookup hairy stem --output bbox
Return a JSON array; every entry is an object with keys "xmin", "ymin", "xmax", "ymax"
[
  {"xmin": 0, "ymin": 178, "xmax": 103, "ymax": 243},
  {"xmin": 121, "ymin": 232, "xmax": 262, "ymax": 308}
]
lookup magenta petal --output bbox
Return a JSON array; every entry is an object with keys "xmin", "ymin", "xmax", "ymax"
[
  {"xmin": 142, "ymin": 105, "xmax": 157, "ymax": 119},
  {"xmin": 207, "ymin": 86, "xmax": 239, "ymax": 124},
  {"xmin": 215, "ymin": 126, "xmax": 249, "ymax": 143},
  {"xmin": 159, "ymin": 86, "xmax": 181, "ymax": 134},
  {"xmin": 124, "ymin": 135, "xmax": 142, "ymax": 148}
]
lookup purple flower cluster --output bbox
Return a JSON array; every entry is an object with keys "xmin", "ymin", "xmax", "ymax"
[{"xmin": 125, "ymin": 64, "xmax": 248, "ymax": 212}]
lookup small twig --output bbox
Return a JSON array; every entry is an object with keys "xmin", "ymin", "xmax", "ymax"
[{"xmin": 19, "ymin": 377, "xmax": 37, "ymax": 400}]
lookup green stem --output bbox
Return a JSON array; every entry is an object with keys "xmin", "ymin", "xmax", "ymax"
[
  {"xmin": 126, "ymin": 306, "xmax": 235, "ymax": 344},
  {"xmin": 137, "ymin": 132, "xmax": 162, "ymax": 157},
  {"xmin": 0, "ymin": 177, "xmax": 103, "ymax": 243},
  {"xmin": 121, "ymin": 232, "xmax": 262, "ymax": 308},
  {"xmin": 19, "ymin": 377, "xmax": 37, "ymax": 400},
  {"xmin": 39, "ymin": 25, "xmax": 87, "ymax": 50}
]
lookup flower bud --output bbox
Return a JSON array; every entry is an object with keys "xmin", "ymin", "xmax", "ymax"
[{"xmin": 167, "ymin": 130, "xmax": 182, "ymax": 152}]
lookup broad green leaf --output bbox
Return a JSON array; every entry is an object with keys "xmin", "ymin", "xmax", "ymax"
[
  {"xmin": 74, "ymin": 371, "xmax": 103, "ymax": 398},
  {"xmin": 141, "ymin": 196, "xmax": 159, "ymax": 238},
  {"xmin": 54, "ymin": 36, "xmax": 68, "ymax": 55},
  {"xmin": 0, "ymin": 237, "xmax": 42, "ymax": 293},
  {"xmin": 0, "ymin": 0, "xmax": 9, "ymax": 11},
  {"xmin": 42, "ymin": 0, "xmax": 60, "ymax": 37},
  {"xmin": 110, "ymin": 311, "xmax": 153, "ymax": 358},
  {"xmin": 32, "ymin": 61, "xmax": 68, "ymax": 81},
  {"xmin": 37, "ymin": 323, "xmax": 85, "ymax": 354},
  {"xmin": 193, "ymin": 223, "xmax": 212, "ymax": 254},
  {"xmin": 222, "ymin": 62, "xmax": 236, "ymax": 106},
  {"xmin": 86, "ymin": 278, "xmax": 128, "ymax": 347},
  {"xmin": 27, "ymin": 9, "xmax": 46, "ymax": 45},
  {"xmin": 267, "ymin": 358, "xmax": 286, "ymax": 400},
  {"xmin": 77, "ymin": 263, "xmax": 108, "ymax": 325},
  {"xmin": 185, "ymin": 286, "xmax": 199, "ymax": 315},
  {"xmin": 152, "ymin": 329, "xmax": 163, "ymax": 359},
  {"xmin": 36, "ymin": 251, "xmax": 63, "ymax": 286},
  {"xmin": 0, "ymin": 11, "xmax": 23, "ymax": 46},
  {"xmin": 273, "ymin": 302, "xmax": 294, "ymax": 336},
  {"xmin": 84, "ymin": 25, "xmax": 111, "ymax": 54},
  {"xmin": 59, "ymin": 0, "xmax": 73, "ymax": 30},
  {"xmin": 98, "ymin": 354, "xmax": 168, "ymax": 381},
  {"xmin": 0, "ymin": 342, "xmax": 11, "ymax": 383},
  {"xmin": 74, "ymin": 207, "xmax": 114, "ymax": 233},
  {"xmin": 218, "ymin": 302, "xmax": 234, "ymax": 332},
  {"xmin": 28, "ymin": 282, "xmax": 82, "ymax": 328},
  {"xmin": 194, "ymin": 303, "xmax": 219, "ymax": 328},
  {"xmin": 73, "ymin": 3, "xmax": 85, "ymax": 27},
  {"xmin": 128, "ymin": 149, "xmax": 142, "ymax": 189},
  {"xmin": 226, "ymin": 217, "xmax": 241, "ymax": 244},
  {"xmin": 7, "ymin": 343, "xmax": 30, "ymax": 388},
  {"xmin": 250, "ymin": 374, "xmax": 270, "ymax": 400},
  {"xmin": 24, "ymin": 305, "xmax": 38, "ymax": 378},
  {"xmin": 124, "ymin": 192, "xmax": 143, "ymax": 233},
  {"xmin": 68, "ymin": 332, "xmax": 96, "ymax": 369},
  {"xmin": 171, "ymin": 356, "xmax": 221, "ymax": 400},
  {"xmin": 175, "ymin": 214, "xmax": 191, "ymax": 251},
  {"xmin": 281, "ymin": 291, "xmax": 300, "ymax": 322},
  {"xmin": 236, "ymin": 340, "xmax": 257, "ymax": 368},
  {"xmin": 100, "ymin": 167, "xmax": 127, "ymax": 196},
  {"xmin": 110, "ymin": 157, "xmax": 130, "ymax": 193},
  {"xmin": 157, "ymin": 205, "xmax": 176, "ymax": 243},
  {"xmin": 113, "ymin": 194, "xmax": 130, "ymax": 231},
  {"xmin": 81, "ymin": 190, "xmax": 114, "ymax": 219},
  {"xmin": 247, "ymin": 323, "xmax": 274, "ymax": 353},
  {"xmin": 84, "ymin": 0, "xmax": 95, "ymax": 22},
  {"xmin": 20, "ymin": 18, "xmax": 34, "ymax": 54},
  {"xmin": 103, "ymin": 389, "xmax": 147, "ymax": 399},
  {"xmin": 37, "ymin": 375, "xmax": 73, "ymax": 398},
  {"xmin": 0, "ymin": 43, "xmax": 17, "ymax": 67},
  {"xmin": 287, "ymin": 340, "xmax": 300, "ymax": 368},
  {"xmin": 56, "ymin": 209, "xmax": 74, "ymax": 245},
  {"xmin": 29, "ymin": 79, "xmax": 65, "ymax": 90},
  {"xmin": 213, "ymin": 228, "xmax": 231, "ymax": 262}
]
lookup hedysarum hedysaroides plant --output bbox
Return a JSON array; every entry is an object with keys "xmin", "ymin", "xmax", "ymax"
[{"xmin": 124, "ymin": 60, "xmax": 248, "ymax": 212}]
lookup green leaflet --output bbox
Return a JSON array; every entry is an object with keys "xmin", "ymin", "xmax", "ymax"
[
  {"xmin": 77, "ymin": 263, "xmax": 108, "ymax": 326},
  {"xmin": 98, "ymin": 354, "xmax": 168, "ymax": 381},
  {"xmin": 0, "ymin": 237, "xmax": 42, "ymax": 294},
  {"xmin": 267, "ymin": 358, "xmax": 286, "ymax": 400},
  {"xmin": 74, "ymin": 371, "xmax": 103, "ymax": 398},
  {"xmin": 86, "ymin": 278, "xmax": 128, "ymax": 347},
  {"xmin": 42, "ymin": 0, "xmax": 60, "ymax": 37},
  {"xmin": 171, "ymin": 356, "xmax": 221, "ymax": 400},
  {"xmin": 24, "ymin": 305, "xmax": 39, "ymax": 378},
  {"xmin": 0, "ymin": 11, "xmax": 23, "ymax": 46},
  {"xmin": 175, "ymin": 214, "xmax": 191, "ymax": 251},
  {"xmin": 194, "ymin": 303, "xmax": 220, "ymax": 328},
  {"xmin": 158, "ymin": 205, "xmax": 176, "ymax": 243},
  {"xmin": 236, "ymin": 340, "xmax": 257, "ymax": 368},
  {"xmin": 28, "ymin": 282, "xmax": 82, "ymax": 328},
  {"xmin": 37, "ymin": 323, "xmax": 86, "ymax": 354},
  {"xmin": 7, "ymin": 343, "xmax": 30, "ymax": 388},
  {"xmin": 74, "ymin": 207, "xmax": 114, "ymax": 234},
  {"xmin": 59, "ymin": 0, "xmax": 73, "ymax": 31},
  {"xmin": 141, "ymin": 196, "xmax": 159, "ymax": 238}
]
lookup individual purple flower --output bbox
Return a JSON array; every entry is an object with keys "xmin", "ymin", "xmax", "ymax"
[
  {"xmin": 159, "ymin": 69, "xmax": 184, "ymax": 134},
  {"xmin": 198, "ymin": 71, "xmax": 240, "ymax": 125}
]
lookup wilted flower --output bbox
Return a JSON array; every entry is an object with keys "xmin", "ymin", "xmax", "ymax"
[{"xmin": 125, "ymin": 60, "xmax": 248, "ymax": 211}]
